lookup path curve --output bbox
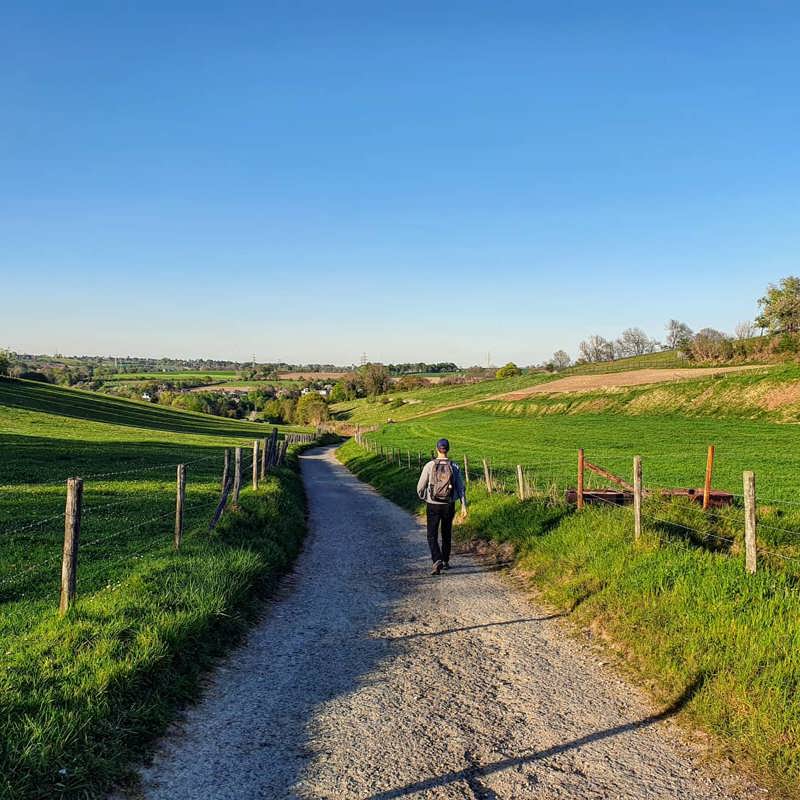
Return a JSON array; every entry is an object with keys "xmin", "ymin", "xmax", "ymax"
[{"xmin": 135, "ymin": 446, "xmax": 755, "ymax": 799}]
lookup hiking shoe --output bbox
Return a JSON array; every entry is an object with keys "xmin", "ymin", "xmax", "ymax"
[
  {"xmin": 442, "ymin": 561, "xmax": 450, "ymax": 570},
  {"xmin": 431, "ymin": 560, "xmax": 444, "ymax": 575}
]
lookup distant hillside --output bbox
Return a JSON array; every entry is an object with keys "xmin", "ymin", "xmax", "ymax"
[
  {"xmin": 0, "ymin": 377, "xmax": 303, "ymax": 485},
  {"xmin": 478, "ymin": 363, "xmax": 800, "ymax": 423}
]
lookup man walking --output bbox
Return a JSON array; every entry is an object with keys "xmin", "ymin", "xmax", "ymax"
[{"xmin": 416, "ymin": 438, "xmax": 467, "ymax": 574}]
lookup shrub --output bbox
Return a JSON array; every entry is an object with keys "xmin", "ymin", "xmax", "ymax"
[{"xmin": 495, "ymin": 362, "xmax": 522, "ymax": 379}]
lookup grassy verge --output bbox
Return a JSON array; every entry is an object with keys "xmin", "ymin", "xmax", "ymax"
[
  {"xmin": 0, "ymin": 377, "xmax": 324, "ymax": 798},
  {"xmin": 338, "ymin": 438, "xmax": 800, "ymax": 798},
  {"xmin": 1, "ymin": 445, "xmax": 320, "ymax": 799}
]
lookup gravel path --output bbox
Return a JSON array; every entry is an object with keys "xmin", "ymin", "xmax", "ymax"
[{"xmin": 134, "ymin": 446, "xmax": 756, "ymax": 800}]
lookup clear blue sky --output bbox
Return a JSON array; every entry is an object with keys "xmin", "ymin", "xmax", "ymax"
[{"xmin": 2, "ymin": 1, "xmax": 798, "ymax": 365}]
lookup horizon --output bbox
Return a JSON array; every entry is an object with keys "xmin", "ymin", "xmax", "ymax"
[{"xmin": 3, "ymin": 2, "xmax": 798, "ymax": 363}]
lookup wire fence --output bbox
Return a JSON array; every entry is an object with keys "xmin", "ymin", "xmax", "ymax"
[
  {"xmin": 354, "ymin": 433, "xmax": 800, "ymax": 575},
  {"xmin": 0, "ymin": 430, "xmax": 319, "ymax": 626}
]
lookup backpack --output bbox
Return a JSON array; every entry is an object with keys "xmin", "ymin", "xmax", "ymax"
[{"xmin": 430, "ymin": 460, "xmax": 454, "ymax": 502}]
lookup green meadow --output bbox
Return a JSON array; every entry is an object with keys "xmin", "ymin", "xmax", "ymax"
[{"xmin": 0, "ymin": 378, "xmax": 315, "ymax": 799}]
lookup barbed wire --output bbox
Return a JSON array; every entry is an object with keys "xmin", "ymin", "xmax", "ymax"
[
  {"xmin": 79, "ymin": 499, "xmax": 211, "ymax": 555},
  {"xmin": 0, "ymin": 510, "xmax": 67, "ymax": 537},
  {"xmin": 0, "ymin": 440, "xmax": 259, "ymax": 494}
]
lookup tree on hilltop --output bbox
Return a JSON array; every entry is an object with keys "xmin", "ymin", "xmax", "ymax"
[
  {"xmin": 665, "ymin": 320, "xmax": 694, "ymax": 350},
  {"xmin": 0, "ymin": 351, "xmax": 9, "ymax": 377},
  {"xmin": 691, "ymin": 328, "xmax": 732, "ymax": 360},
  {"xmin": 552, "ymin": 350, "xmax": 571, "ymax": 370},
  {"xmin": 756, "ymin": 276, "xmax": 800, "ymax": 333},
  {"xmin": 578, "ymin": 335, "xmax": 614, "ymax": 363},
  {"xmin": 615, "ymin": 327, "xmax": 659, "ymax": 357}
]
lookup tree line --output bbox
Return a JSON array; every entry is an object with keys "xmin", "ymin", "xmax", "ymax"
[{"xmin": 546, "ymin": 276, "xmax": 800, "ymax": 369}]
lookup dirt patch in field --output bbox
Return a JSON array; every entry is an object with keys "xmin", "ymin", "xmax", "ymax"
[
  {"xmin": 758, "ymin": 382, "xmax": 800, "ymax": 411},
  {"xmin": 501, "ymin": 365, "xmax": 766, "ymax": 400}
]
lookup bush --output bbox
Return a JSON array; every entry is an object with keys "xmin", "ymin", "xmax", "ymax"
[
  {"xmin": 395, "ymin": 375, "xmax": 430, "ymax": 392},
  {"xmin": 495, "ymin": 362, "xmax": 522, "ymax": 379}
]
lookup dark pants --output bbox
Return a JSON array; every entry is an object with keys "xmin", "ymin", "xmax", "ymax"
[{"xmin": 426, "ymin": 502, "xmax": 455, "ymax": 563}]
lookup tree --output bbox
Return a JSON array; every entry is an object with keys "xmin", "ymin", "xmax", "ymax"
[
  {"xmin": 294, "ymin": 392, "xmax": 330, "ymax": 425},
  {"xmin": 578, "ymin": 335, "xmax": 614, "ymax": 363},
  {"xmin": 615, "ymin": 327, "xmax": 659, "ymax": 358},
  {"xmin": 495, "ymin": 362, "xmax": 521, "ymax": 379},
  {"xmin": 756, "ymin": 276, "xmax": 800, "ymax": 333},
  {"xmin": 691, "ymin": 328, "xmax": 730, "ymax": 360},
  {"xmin": 734, "ymin": 320, "xmax": 756, "ymax": 341},
  {"xmin": 0, "ymin": 351, "xmax": 9, "ymax": 377},
  {"xmin": 396, "ymin": 375, "xmax": 429, "ymax": 391},
  {"xmin": 665, "ymin": 320, "xmax": 694, "ymax": 350},
  {"xmin": 552, "ymin": 350, "xmax": 571, "ymax": 370},
  {"xmin": 358, "ymin": 363, "xmax": 391, "ymax": 397}
]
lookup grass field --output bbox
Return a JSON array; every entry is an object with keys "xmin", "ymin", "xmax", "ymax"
[
  {"xmin": 332, "ymin": 371, "xmax": 557, "ymax": 425},
  {"xmin": 101, "ymin": 370, "xmax": 242, "ymax": 381},
  {"xmin": 0, "ymin": 377, "xmax": 315, "ymax": 799},
  {"xmin": 333, "ymin": 352, "xmax": 782, "ymax": 427},
  {"xmin": 338, "ymin": 438, "xmax": 800, "ymax": 798}
]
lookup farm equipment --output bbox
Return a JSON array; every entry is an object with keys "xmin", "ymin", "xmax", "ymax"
[{"xmin": 566, "ymin": 448, "xmax": 733, "ymax": 508}]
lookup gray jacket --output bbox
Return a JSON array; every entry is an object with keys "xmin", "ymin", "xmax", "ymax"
[{"xmin": 417, "ymin": 459, "xmax": 467, "ymax": 507}]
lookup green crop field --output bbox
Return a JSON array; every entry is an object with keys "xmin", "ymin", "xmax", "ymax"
[
  {"xmin": 0, "ymin": 377, "xmax": 315, "ymax": 798},
  {"xmin": 358, "ymin": 363, "xmax": 800, "ymax": 575},
  {"xmin": 101, "ymin": 370, "xmax": 241, "ymax": 381}
]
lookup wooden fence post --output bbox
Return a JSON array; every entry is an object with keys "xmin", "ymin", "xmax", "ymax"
[
  {"xmin": 418, "ymin": 451, "xmax": 422, "ymax": 467},
  {"xmin": 209, "ymin": 474, "xmax": 233, "ymax": 529},
  {"xmin": 260, "ymin": 437, "xmax": 268, "ymax": 479},
  {"xmin": 232, "ymin": 447, "xmax": 242, "ymax": 509},
  {"xmin": 633, "ymin": 456, "xmax": 642, "ymax": 542},
  {"xmin": 252, "ymin": 440, "xmax": 259, "ymax": 490},
  {"xmin": 577, "ymin": 448, "xmax": 585, "ymax": 510},
  {"xmin": 174, "ymin": 464, "xmax": 186, "ymax": 550},
  {"xmin": 221, "ymin": 448, "xmax": 230, "ymax": 490},
  {"xmin": 407, "ymin": 450, "xmax": 411, "ymax": 469},
  {"xmin": 744, "ymin": 471, "xmax": 757, "ymax": 574},
  {"xmin": 60, "ymin": 477, "xmax": 83, "ymax": 616},
  {"xmin": 463, "ymin": 454, "xmax": 469, "ymax": 484},
  {"xmin": 483, "ymin": 458, "xmax": 492, "ymax": 494},
  {"xmin": 703, "ymin": 445, "xmax": 715, "ymax": 510},
  {"xmin": 516, "ymin": 464, "xmax": 526, "ymax": 500},
  {"xmin": 268, "ymin": 428, "xmax": 279, "ymax": 468}
]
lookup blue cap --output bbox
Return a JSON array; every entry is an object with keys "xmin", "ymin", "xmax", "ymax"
[{"xmin": 436, "ymin": 438, "xmax": 450, "ymax": 452}]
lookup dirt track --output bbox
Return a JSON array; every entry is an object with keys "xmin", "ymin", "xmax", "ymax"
[{"xmin": 133, "ymin": 446, "xmax": 756, "ymax": 799}]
